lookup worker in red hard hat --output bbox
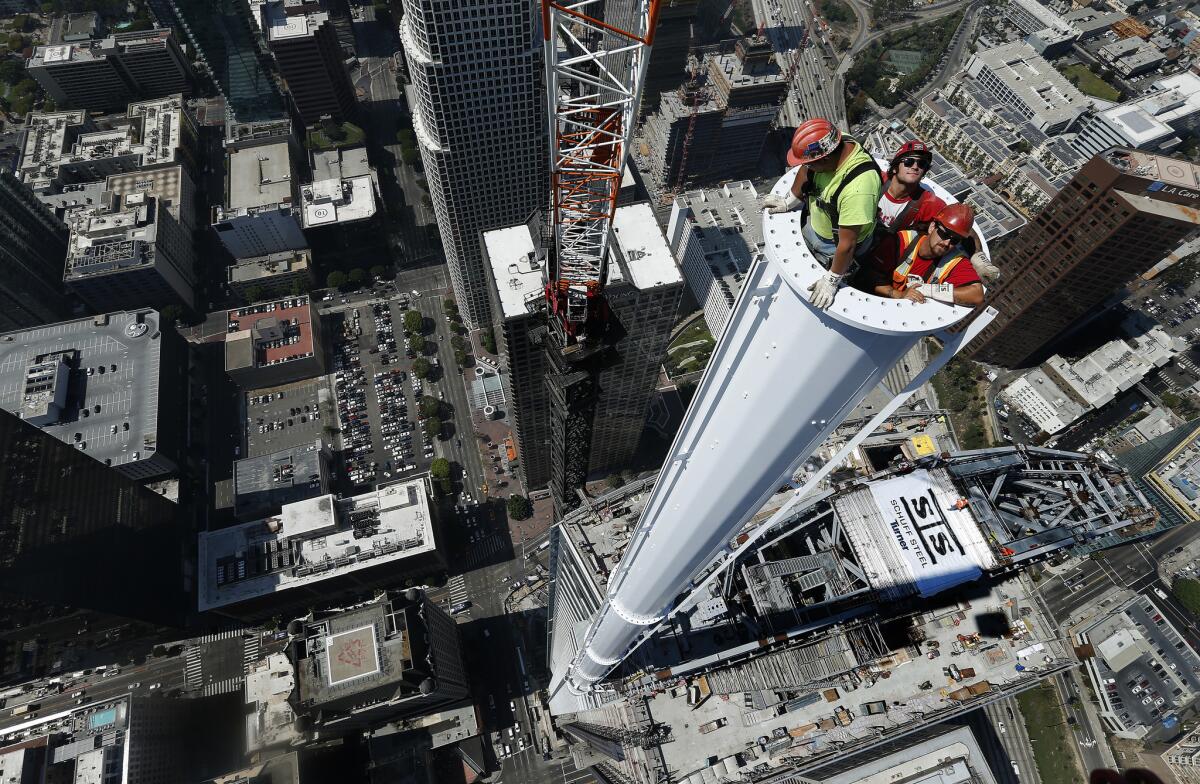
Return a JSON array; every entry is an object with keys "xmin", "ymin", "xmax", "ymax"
[
  {"xmin": 860, "ymin": 203, "xmax": 987, "ymax": 307},
  {"xmin": 764, "ymin": 117, "xmax": 882, "ymax": 310},
  {"xmin": 878, "ymin": 138, "xmax": 998, "ymax": 279}
]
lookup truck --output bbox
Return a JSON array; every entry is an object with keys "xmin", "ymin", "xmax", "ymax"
[
  {"xmin": 698, "ymin": 718, "xmax": 728, "ymax": 734},
  {"xmin": 11, "ymin": 703, "xmax": 37, "ymax": 716},
  {"xmin": 1155, "ymin": 587, "xmax": 1170, "ymax": 601}
]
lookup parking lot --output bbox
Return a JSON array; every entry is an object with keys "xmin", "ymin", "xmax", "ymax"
[
  {"xmin": 331, "ymin": 298, "xmax": 437, "ymax": 490},
  {"xmin": 244, "ymin": 379, "xmax": 327, "ymax": 458}
]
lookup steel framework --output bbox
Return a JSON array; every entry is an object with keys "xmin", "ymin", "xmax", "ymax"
[{"xmin": 541, "ymin": 0, "xmax": 661, "ymax": 333}]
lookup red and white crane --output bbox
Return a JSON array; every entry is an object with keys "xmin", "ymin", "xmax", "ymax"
[{"xmin": 541, "ymin": 0, "xmax": 662, "ymax": 340}]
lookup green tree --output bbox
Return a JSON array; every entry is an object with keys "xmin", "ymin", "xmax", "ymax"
[
  {"xmin": 506, "ymin": 494, "xmax": 533, "ymax": 520},
  {"xmin": 400, "ymin": 144, "xmax": 419, "ymax": 166},
  {"xmin": 408, "ymin": 334, "xmax": 426, "ymax": 356},
  {"xmin": 443, "ymin": 297, "xmax": 458, "ymax": 315},
  {"xmin": 370, "ymin": 264, "xmax": 387, "ymax": 278},
  {"xmin": 0, "ymin": 59, "xmax": 22, "ymax": 85},
  {"xmin": 160, "ymin": 304, "xmax": 183, "ymax": 324},
  {"xmin": 412, "ymin": 357, "xmax": 431, "ymax": 379},
  {"xmin": 321, "ymin": 118, "xmax": 347, "ymax": 142},
  {"xmin": 424, "ymin": 416, "xmax": 442, "ymax": 439},
  {"xmin": 348, "ymin": 268, "xmax": 368, "ymax": 287},
  {"xmin": 403, "ymin": 309, "xmax": 424, "ymax": 334},
  {"xmin": 482, "ymin": 328, "xmax": 497, "ymax": 354},
  {"xmin": 606, "ymin": 473, "xmax": 625, "ymax": 489},
  {"xmin": 420, "ymin": 395, "xmax": 440, "ymax": 419},
  {"xmin": 396, "ymin": 127, "xmax": 415, "ymax": 146},
  {"xmin": 1174, "ymin": 578, "xmax": 1200, "ymax": 615},
  {"xmin": 243, "ymin": 285, "xmax": 266, "ymax": 303},
  {"xmin": 289, "ymin": 277, "xmax": 312, "ymax": 295},
  {"xmin": 450, "ymin": 334, "xmax": 466, "ymax": 352},
  {"xmin": 454, "ymin": 348, "xmax": 467, "ymax": 367},
  {"xmin": 326, "ymin": 270, "xmax": 348, "ymax": 289},
  {"xmin": 430, "ymin": 457, "xmax": 451, "ymax": 479}
]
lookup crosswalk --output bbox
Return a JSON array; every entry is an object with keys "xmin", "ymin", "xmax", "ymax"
[
  {"xmin": 199, "ymin": 627, "xmax": 250, "ymax": 643},
  {"xmin": 460, "ymin": 534, "xmax": 505, "ymax": 571},
  {"xmin": 183, "ymin": 646, "xmax": 202, "ymax": 690},
  {"xmin": 202, "ymin": 676, "xmax": 245, "ymax": 697},
  {"xmin": 446, "ymin": 575, "xmax": 469, "ymax": 605},
  {"xmin": 243, "ymin": 635, "xmax": 261, "ymax": 673}
]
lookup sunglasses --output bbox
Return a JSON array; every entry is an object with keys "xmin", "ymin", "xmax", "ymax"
[
  {"xmin": 933, "ymin": 222, "xmax": 964, "ymax": 243},
  {"xmin": 899, "ymin": 157, "xmax": 930, "ymax": 170}
]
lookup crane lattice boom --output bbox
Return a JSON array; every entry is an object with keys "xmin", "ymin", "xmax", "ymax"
[{"xmin": 542, "ymin": 0, "xmax": 661, "ymax": 334}]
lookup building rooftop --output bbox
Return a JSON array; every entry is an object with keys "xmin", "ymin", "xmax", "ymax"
[
  {"xmin": 263, "ymin": 0, "xmax": 330, "ymax": 41},
  {"xmin": 227, "ymin": 248, "xmax": 312, "ymax": 286},
  {"xmin": 233, "ymin": 439, "xmax": 328, "ymax": 520},
  {"xmin": 245, "ymin": 652, "xmax": 300, "ymax": 752},
  {"xmin": 967, "ymin": 41, "xmax": 1090, "ymax": 127},
  {"xmin": 1093, "ymin": 72, "xmax": 1200, "ymax": 147},
  {"xmin": 1083, "ymin": 595, "xmax": 1200, "ymax": 736},
  {"xmin": 1145, "ymin": 422, "xmax": 1200, "ymax": 522},
  {"xmin": 198, "ymin": 478, "xmax": 437, "ymax": 610},
  {"xmin": 224, "ymin": 296, "xmax": 318, "ymax": 375},
  {"xmin": 0, "ymin": 310, "xmax": 165, "ymax": 470},
  {"xmin": 64, "ymin": 192, "xmax": 165, "ymax": 281},
  {"xmin": 18, "ymin": 96, "xmax": 190, "ymax": 193},
  {"xmin": 483, "ymin": 224, "xmax": 546, "ymax": 320},
  {"xmin": 226, "ymin": 140, "xmax": 295, "ymax": 212},
  {"xmin": 300, "ymin": 148, "xmax": 377, "ymax": 228},
  {"xmin": 610, "ymin": 202, "xmax": 683, "ymax": 290}
]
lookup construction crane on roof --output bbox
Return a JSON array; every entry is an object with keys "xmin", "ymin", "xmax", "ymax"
[{"xmin": 541, "ymin": 0, "xmax": 662, "ymax": 344}]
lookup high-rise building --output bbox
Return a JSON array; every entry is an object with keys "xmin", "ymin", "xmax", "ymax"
[
  {"xmin": 483, "ymin": 203, "xmax": 682, "ymax": 513},
  {"xmin": 149, "ymin": 0, "xmax": 287, "ymax": 123},
  {"xmin": 0, "ymin": 309, "xmax": 190, "ymax": 481},
  {"xmin": 400, "ymin": 0, "xmax": 548, "ymax": 328},
  {"xmin": 969, "ymin": 148, "xmax": 1200, "ymax": 367},
  {"xmin": 606, "ymin": 0, "xmax": 699, "ymax": 117},
  {"xmin": 638, "ymin": 37, "xmax": 787, "ymax": 191},
  {"xmin": 262, "ymin": 0, "xmax": 356, "ymax": 125},
  {"xmin": 0, "ymin": 172, "xmax": 72, "ymax": 332},
  {"xmin": 0, "ymin": 408, "xmax": 190, "ymax": 626},
  {"xmin": 64, "ymin": 190, "xmax": 198, "ymax": 313},
  {"xmin": 288, "ymin": 588, "xmax": 470, "ymax": 737},
  {"xmin": 26, "ymin": 29, "xmax": 194, "ymax": 113}
]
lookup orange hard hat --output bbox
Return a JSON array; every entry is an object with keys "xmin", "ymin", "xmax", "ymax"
[
  {"xmin": 787, "ymin": 118, "xmax": 842, "ymax": 167},
  {"xmin": 934, "ymin": 202, "xmax": 974, "ymax": 238}
]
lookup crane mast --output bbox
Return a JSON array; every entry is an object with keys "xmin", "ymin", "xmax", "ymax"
[{"xmin": 542, "ymin": 0, "xmax": 661, "ymax": 341}]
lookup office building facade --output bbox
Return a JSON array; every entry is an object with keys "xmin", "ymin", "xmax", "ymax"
[
  {"xmin": 0, "ymin": 409, "xmax": 189, "ymax": 626},
  {"xmin": 0, "ymin": 172, "xmax": 72, "ymax": 332},
  {"xmin": 970, "ymin": 148, "xmax": 1200, "ymax": 367},
  {"xmin": 26, "ymin": 30, "xmax": 193, "ymax": 113},
  {"xmin": 400, "ymin": 0, "xmax": 548, "ymax": 328}
]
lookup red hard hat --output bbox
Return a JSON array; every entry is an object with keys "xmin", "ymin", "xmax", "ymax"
[
  {"xmin": 891, "ymin": 139, "xmax": 932, "ymax": 168},
  {"xmin": 935, "ymin": 202, "xmax": 975, "ymax": 237},
  {"xmin": 787, "ymin": 118, "xmax": 842, "ymax": 167}
]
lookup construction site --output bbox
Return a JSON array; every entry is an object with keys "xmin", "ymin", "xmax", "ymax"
[{"xmin": 545, "ymin": 446, "xmax": 1160, "ymax": 783}]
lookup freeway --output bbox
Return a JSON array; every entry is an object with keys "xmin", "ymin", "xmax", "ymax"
[
  {"xmin": 836, "ymin": 0, "xmax": 971, "ymax": 74},
  {"xmin": 753, "ymin": 0, "xmax": 848, "ymax": 128},
  {"xmin": 981, "ymin": 698, "xmax": 1037, "ymax": 784}
]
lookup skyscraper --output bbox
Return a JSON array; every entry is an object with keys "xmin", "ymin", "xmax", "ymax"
[
  {"xmin": 262, "ymin": 0, "xmax": 356, "ymax": 125},
  {"xmin": 969, "ymin": 148, "xmax": 1200, "ymax": 368},
  {"xmin": 0, "ymin": 408, "xmax": 190, "ymax": 626},
  {"xmin": 0, "ymin": 172, "xmax": 71, "ymax": 332},
  {"xmin": 149, "ymin": 0, "xmax": 287, "ymax": 122},
  {"xmin": 483, "ymin": 203, "xmax": 682, "ymax": 514},
  {"xmin": 400, "ymin": 0, "xmax": 548, "ymax": 328}
]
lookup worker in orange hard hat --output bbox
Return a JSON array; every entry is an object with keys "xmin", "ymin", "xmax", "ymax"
[
  {"xmin": 877, "ymin": 138, "xmax": 998, "ymax": 279},
  {"xmin": 860, "ymin": 203, "xmax": 987, "ymax": 307},
  {"xmin": 764, "ymin": 117, "xmax": 882, "ymax": 310}
]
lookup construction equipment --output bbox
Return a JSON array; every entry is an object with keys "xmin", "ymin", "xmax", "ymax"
[{"xmin": 541, "ymin": 0, "xmax": 662, "ymax": 343}]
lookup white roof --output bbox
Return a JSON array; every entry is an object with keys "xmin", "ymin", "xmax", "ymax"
[
  {"xmin": 483, "ymin": 224, "xmax": 542, "ymax": 320},
  {"xmin": 612, "ymin": 202, "xmax": 682, "ymax": 290}
]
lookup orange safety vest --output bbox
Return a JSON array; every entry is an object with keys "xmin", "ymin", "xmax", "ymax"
[{"xmin": 889, "ymin": 230, "xmax": 967, "ymax": 291}]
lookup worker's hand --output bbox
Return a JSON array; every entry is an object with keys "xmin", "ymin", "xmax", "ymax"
[
  {"xmin": 917, "ymin": 282, "xmax": 956, "ymax": 304},
  {"xmin": 764, "ymin": 191, "xmax": 801, "ymax": 214},
  {"xmin": 971, "ymin": 252, "xmax": 1000, "ymax": 284},
  {"xmin": 892, "ymin": 286, "xmax": 925, "ymax": 303},
  {"xmin": 808, "ymin": 271, "xmax": 844, "ymax": 310}
]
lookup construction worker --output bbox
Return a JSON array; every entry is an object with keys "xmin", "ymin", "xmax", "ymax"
[
  {"xmin": 861, "ymin": 203, "xmax": 987, "ymax": 307},
  {"xmin": 764, "ymin": 117, "xmax": 882, "ymax": 310},
  {"xmin": 878, "ymin": 139, "xmax": 998, "ymax": 279},
  {"xmin": 878, "ymin": 140, "xmax": 944, "ymax": 234}
]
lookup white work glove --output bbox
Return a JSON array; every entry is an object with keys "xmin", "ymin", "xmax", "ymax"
[
  {"xmin": 763, "ymin": 191, "xmax": 802, "ymax": 214},
  {"xmin": 917, "ymin": 282, "xmax": 955, "ymax": 304},
  {"xmin": 808, "ymin": 270, "xmax": 844, "ymax": 310},
  {"xmin": 971, "ymin": 252, "xmax": 1000, "ymax": 284}
]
